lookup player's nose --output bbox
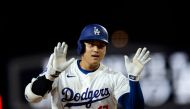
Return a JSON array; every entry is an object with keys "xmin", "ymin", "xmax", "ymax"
[{"xmin": 93, "ymin": 45, "xmax": 99, "ymax": 52}]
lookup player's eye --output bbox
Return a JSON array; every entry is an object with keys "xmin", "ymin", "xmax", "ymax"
[{"xmin": 85, "ymin": 41, "xmax": 106, "ymax": 49}]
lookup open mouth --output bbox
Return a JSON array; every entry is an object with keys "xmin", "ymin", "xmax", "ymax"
[{"xmin": 91, "ymin": 55, "xmax": 99, "ymax": 58}]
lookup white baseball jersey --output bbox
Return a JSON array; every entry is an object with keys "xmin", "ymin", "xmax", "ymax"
[{"xmin": 44, "ymin": 60, "xmax": 130, "ymax": 109}]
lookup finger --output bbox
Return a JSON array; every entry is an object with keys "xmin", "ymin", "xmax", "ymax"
[
  {"xmin": 124, "ymin": 55, "xmax": 130, "ymax": 67},
  {"xmin": 61, "ymin": 42, "xmax": 65, "ymax": 48},
  {"xmin": 47, "ymin": 53, "xmax": 54, "ymax": 66},
  {"xmin": 63, "ymin": 44, "xmax": 68, "ymax": 55},
  {"xmin": 54, "ymin": 47, "xmax": 57, "ymax": 56},
  {"xmin": 64, "ymin": 58, "xmax": 75, "ymax": 67},
  {"xmin": 140, "ymin": 50, "xmax": 150, "ymax": 62},
  {"xmin": 57, "ymin": 42, "xmax": 61, "ymax": 48},
  {"xmin": 57, "ymin": 42, "xmax": 62, "ymax": 52},
  {"xmin": 142, "ymin": 57, "xmax": 151, "ymax": 64},
  {"xmin": 137, "ymin": 47, "xmax": 147, "ymax": 60},
  {"xmin": 60, "ymin": 42, "xmax": 65, "ymax": 53},
  {"xmin": 133, "ymin": 48, "xmax": 142, "ymax": 60},
  {"xmin": 56, "ymin": 45, "xmax": 60, "ymax": 54}
]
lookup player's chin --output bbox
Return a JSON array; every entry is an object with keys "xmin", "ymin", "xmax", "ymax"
[{"xmin": 91, "ymin": 58, "xmax": 101, "ymax": 64}]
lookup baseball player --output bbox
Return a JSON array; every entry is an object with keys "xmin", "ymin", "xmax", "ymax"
[{"xmin": 25, "ymin": 24, "xmax": 151, "ymax": 109}]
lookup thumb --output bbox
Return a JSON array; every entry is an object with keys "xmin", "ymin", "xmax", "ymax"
[
  {"xmin": 64, "ymin": 58, "xmax": 75, "ymax": 67},
  {"xmin": 124, "ymin": 55, "xmax": 131, "ymax": 67},
  {"xmin": 47, "ymin": 54, "xmax": 54, "ymax": 67}
]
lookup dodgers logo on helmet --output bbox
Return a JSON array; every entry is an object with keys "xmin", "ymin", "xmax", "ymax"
[
  {"xmin": 77, "ymin": 24, "xmax": 109, "ymax": 54},
  {"xmin": 93, "ymin": 26, "xmax": 100, "ymax": 35}
]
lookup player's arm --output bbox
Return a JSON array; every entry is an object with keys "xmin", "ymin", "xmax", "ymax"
[
  {"xmin": 118, "ymin": 81, "xmax": 144, "ymax": 109},
  {"xmin": 118, "ymin": 47, "xmax": 151, "ymax": 109},
  {"xmin": 24, "ymin": 75, "xmax": 54, "ymax": 103},
  {"xmin": 24, "ymin": 42, "xmax": 75, "ymax": 103}
]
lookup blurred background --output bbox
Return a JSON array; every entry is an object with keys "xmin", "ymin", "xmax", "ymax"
[{"xmin": 1, "ymin": 0, "xmax": 189, "ymax": 109}]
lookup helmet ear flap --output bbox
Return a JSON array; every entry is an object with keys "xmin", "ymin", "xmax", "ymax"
[
  {"xmin": 77, "ymin": 40, "xmax": 82, "ymax": 55},
  {"xmin": 77, "ymin": 40, "xmax": 85, "ymax": 55}
]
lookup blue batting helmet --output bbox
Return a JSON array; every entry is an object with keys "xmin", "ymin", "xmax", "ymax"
[{"xmin": 77, "ymin": 24, "xmax": 109, "ymax": 54}]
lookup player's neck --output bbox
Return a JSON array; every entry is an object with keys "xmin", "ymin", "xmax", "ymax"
[{"xmin": 79, "ymin": 60, "xmax": 100, "ymax": 71}]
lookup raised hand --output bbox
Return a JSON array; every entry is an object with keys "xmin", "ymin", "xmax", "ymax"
[
  {"xmin": 46, "ymin": 42, "xmax": 75, "ymax": 80},
  {"xmin": 124, "ymin": 47, "xmax": 151, "ymax": 81}
]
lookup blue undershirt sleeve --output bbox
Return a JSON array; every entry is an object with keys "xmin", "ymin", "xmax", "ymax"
[{"xmin": 118, "ymin": 81, "xmax": 144, "ymax": 109}]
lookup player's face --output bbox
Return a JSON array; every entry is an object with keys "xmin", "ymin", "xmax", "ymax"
[{"xmin": 81, "ymin": 41, "xmax": 106, "ymax": 67}]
